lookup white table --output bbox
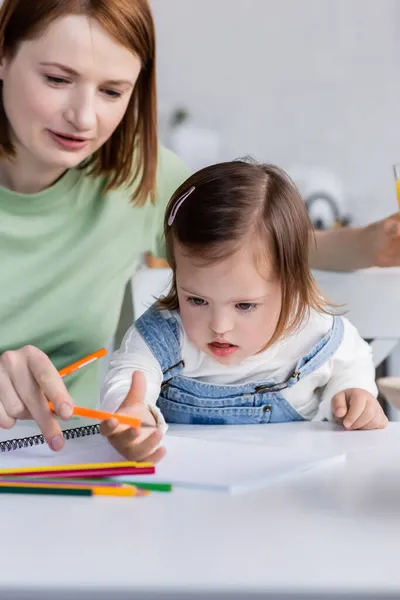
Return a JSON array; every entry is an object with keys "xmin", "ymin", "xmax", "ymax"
[{"xmin": 1, "ymin": 421, "xmax": 400, "ymax": 599}]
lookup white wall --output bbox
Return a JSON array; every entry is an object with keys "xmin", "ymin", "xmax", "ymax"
[{"xmin": 152, "ymin": 0, "xmax": 400, "ymax": 224}]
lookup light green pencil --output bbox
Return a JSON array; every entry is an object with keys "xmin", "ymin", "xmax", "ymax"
[{"xmin": 105, "ymin": 480, "xmax": 172, "ymax": 492}]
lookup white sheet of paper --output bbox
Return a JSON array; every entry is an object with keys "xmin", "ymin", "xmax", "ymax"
[{"xmin": 115, "ymin": 435, "xmax": 345, "ymax": 494}]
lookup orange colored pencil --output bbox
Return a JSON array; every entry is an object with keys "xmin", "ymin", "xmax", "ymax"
[
  {"xmin": 58, "ymin": 348, "xmax": 107, "ymax": 378},
  {"xmin": 51, "ymin": 348, "xmax": 152, "ymax": 429},
  {"xmin": 48, "ymin": 401, "xmax": 143, "ymax": 428}
]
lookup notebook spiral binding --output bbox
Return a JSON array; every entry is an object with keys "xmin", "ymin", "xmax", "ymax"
[{"xmin": 0, "ymin": 424, "xmax": 100, "ymax": 453}]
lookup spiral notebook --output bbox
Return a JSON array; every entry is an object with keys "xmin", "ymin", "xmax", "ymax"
[
  {"xmin": 0, "ymin": 423, "xmax": 101, "ymax": 453},
  {"xmin": 0, "ymin": 422, "xmax": 125, "ymax": 467}
]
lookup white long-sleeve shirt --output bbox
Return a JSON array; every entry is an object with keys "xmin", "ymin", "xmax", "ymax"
[{"xmin": 101, "ymin": 309, "xmax": 377, "ymax": 424}]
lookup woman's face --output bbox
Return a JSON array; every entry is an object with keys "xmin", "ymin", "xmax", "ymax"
[{"xmin": 0, "ymin": 14, "xmax": 141, "ymax": 172}]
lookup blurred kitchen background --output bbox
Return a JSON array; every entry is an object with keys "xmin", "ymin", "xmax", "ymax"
[{"xmin": 151, "ymin": 0, "xmax": 400, "ymax": 228}]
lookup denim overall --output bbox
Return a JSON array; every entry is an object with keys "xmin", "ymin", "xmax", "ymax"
[{"xmin": 136, "ymin": 307, "xmax": 344, "ymax": 425}]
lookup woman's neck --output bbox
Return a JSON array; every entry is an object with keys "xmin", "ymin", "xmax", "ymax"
[{"xmin": 0, "ymin": 152, "xmax": 67, "ymax": 194}]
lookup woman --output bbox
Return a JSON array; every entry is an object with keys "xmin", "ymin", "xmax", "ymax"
[
  {"xmin": 0, "ymin": 0, "xmax": 189, "ymax": 451},
  {"xmin": 0, "ymin": 0, "xmax": 398, "ymax": 452}
]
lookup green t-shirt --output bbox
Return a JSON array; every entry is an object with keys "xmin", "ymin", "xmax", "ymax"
[{"xmin": 0, "ymin": 145, "xmax": 189, "ymax": 408}]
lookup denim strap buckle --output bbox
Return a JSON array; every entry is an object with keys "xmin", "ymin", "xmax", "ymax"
[
  {"xmin": 161, "ymin": 359, "xmax": 185, "ymax": 391},
  {"xmin": 255, "ymin": 370, "xmax": 300, "ymax": 393}
]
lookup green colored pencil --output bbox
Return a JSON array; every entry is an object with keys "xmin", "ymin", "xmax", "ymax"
[
  {"xmin": 127, "ymin": 482, "xmax": 172, "ymax": 492},
  {"xmin": 101, "ymin": 479, "xmax": 172, "ymax": 492},
  {"xmin": 0, "ymin": 485, "xmax": 92, "ymax": 497}
]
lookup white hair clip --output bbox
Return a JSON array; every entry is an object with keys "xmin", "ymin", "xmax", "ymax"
[{"xmin": 167, "ymin": 186, "xmax": 195, "ymax": 226}]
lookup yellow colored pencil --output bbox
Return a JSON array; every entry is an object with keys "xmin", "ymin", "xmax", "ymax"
[{"xmin": 0, "ymin": 460, "xmax": 153, "ymax": 475}]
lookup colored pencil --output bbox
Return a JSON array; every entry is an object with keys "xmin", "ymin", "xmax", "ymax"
[
  {"xmin": 0, "ymin": 486, "xmax": 93, "ymax": 497},
  {"xmin": 0, "ymin": 460, "xmax": 153, "ymax": 475},
  {"xmin": 0, "ymin": 476, "xmax": 125, "ymax": 488},
  {"xmin": 47, "ymin": 401, "xmax": 144, "ymax": 429},
  {"xmin": 53, "ymin": 348, "xmax": 156, "ymax": 428},
  {"xmin": 58, "ymin": 348, "xmax": 107, "ymax": 378},
  {"xmin": 0, "ymin": 481, "xmax": 144, "ymax": 497},
  {"xmin": 114, "ymin": 481, "xmax": 172, "ymax": 492},
  {"xmin": 2, "ymin": 466, "xmax": 155, "ymax": 478},
  {"xmin": 78, "ymin": 478, "xmax": 172, "ymax": 492},
  {"xmin": 0, "ymin": 466, "xmax": 155, "ymax": 478}
]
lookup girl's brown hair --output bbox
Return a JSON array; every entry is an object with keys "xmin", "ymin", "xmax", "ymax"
[
  {"xmin": 0, "ymin": 0, "xmax": 157, "ymax": 205},
  {"xmin": 160, "ymin": 159, "xmax": 331, "ymax": 347}
]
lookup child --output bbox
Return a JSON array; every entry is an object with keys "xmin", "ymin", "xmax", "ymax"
[{"xmin": 100, "ymin": 160, "xmax": 387, "ymax": 462}]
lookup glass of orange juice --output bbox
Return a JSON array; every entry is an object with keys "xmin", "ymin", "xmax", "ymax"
[{"xmin": 394, "ymin": 164, "xmax": 400, "ymax": 210}]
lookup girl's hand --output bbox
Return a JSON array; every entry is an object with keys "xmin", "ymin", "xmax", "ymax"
[
  {"xmin": 331, "ymin": 388, "xmax": 388, "ymax": 430},
  {"xmin": 100, "ymin": 370, "xmax": 166, "ymax": 463},
  {"xmin": 0, "ymin": 346, "xmax": 74, "ymax": 450}
]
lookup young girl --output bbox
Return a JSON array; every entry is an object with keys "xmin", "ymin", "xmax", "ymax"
[{"xmin": 100, "ymin": 160, "xmax": 387, "ymax": 462}]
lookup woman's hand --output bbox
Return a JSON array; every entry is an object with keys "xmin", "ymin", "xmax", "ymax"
[
  {"xmin": 100, "ymin": 370, "xmax": 166, "ymax": 463},
  {"xmin": 0, "ymin": 345, "xmax": 74, "ymax": 450},
  {"xmin": 310, "ymin": 213, "xmax": 400, "ymax": 271},
  {"xmin": 365, "ymin": 212, "xmax": 400, "ymax": 268}
]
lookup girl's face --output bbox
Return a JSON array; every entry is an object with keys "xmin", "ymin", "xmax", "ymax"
[
  {"xmin": 0, "ymin": 15, "xmax": 141, "ymax": 175},
  {"xmin": 176, "ymin": 243, "xmax": 282, "ymax": 365}
]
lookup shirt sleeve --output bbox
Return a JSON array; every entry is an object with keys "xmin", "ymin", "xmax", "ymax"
[
  {"xmin": 321, "ymin": 317, "xmax": 377, "ymax": 406},
  {"xmin": 100, "ymin": 323, "xmax": 166, "ymax": 427},
  {"xmin": 153, "ymin": 145, "xmax": 191, "ymax": 259}
]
